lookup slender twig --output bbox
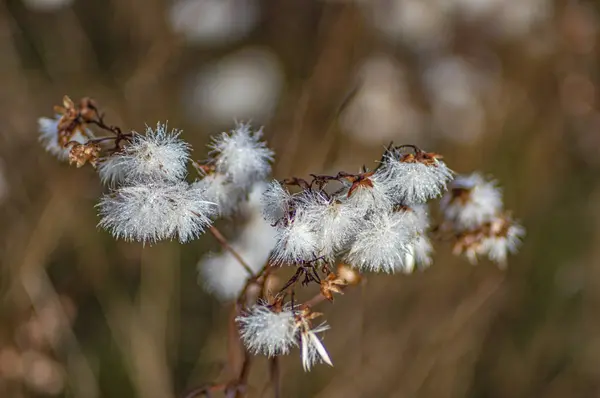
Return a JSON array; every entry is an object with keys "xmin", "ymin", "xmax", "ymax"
[
  {"xmin": 208, "ymin": 226, "xmax": 255, "ymax": 277},
  {"xmin": 269, "ymin": 356, "xmax": 281, "ymax": 398}
]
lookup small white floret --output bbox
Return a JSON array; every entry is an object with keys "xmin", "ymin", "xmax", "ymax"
[
  {"xmin": 210, "ymin": 122, "xmax": 274, "ymax": 190},
  {"xmin": 97, "ymin": 122, "xmax": 190, "ymax": 185},
  {"xmin": 237, "ymin": 303, "xmax": 298, "ymax": 357},
  {"xmin": 97, "ymin": 182, "xmax": 215, "ymax": 244},
  {"xmin": 343, "ymin": 171, "xmax": 394, "ymax": 215},
  {"xmin": 440, "ymin": 173, "xmax": 503, "ymax": 230}
]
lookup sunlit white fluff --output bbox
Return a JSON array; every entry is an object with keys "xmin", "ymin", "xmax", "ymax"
[
  {"xmin": 236, "ymin": 303, "xmax": 297, "ymax": 357},
  {"xmin": 299, "ymin": 322, "xmax": 333, "ymax": 372},
  {"xmin": 382, "ymin": 153, "xmax": 454, "ymax": 204},
  {"xmin": 97, "ymin": 182, "xmax": 215, "ymax": 243},
  {"xmin": 483, "ymin": 217, "xmax": 525, "ymax": 267},
  {"xmin": 344, "ymin": 211, "xmax": 414, "ymax": 273},
  {"xmin": 397, "ymin": 204, "xmax": 430, "ymax": 234},
  {"xmin": 210, "ymin": 123, "xmax": 274, "ymax": 190},
  {"xmin": 440, "ymin": 173, "xmax": 503, "ymax": 230},
  {"xmin": 404, "ymin": 235, "xmax": 434, "ymax": 273},
  {"xmin": 261, "ymin": 180, "xmax": 292, "ymax": 225},
  {"xmin": 38, "ymin": 116, "xmax": 90, "ymax": 161},
  {"xmin": 193, "ymin": 173, "xmax": 246, "ymax": 217},
  {"xmin": 300, "ymin": 192, "xmax": 363, "ymax": 259},
  {"xmin": 98, "ymin": 122, "xmax": 190, "ymax": 185},
  {"xmin": 272, "ymin": 210, "xmax": 320, "ymax": 265}
]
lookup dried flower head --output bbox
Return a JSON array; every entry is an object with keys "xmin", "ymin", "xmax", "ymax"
[
  {"xmin": 38, "ymin": 116, "xmax": 91, "ymax": 161},
  {"xmin": 272, "ymin": 210, "xmax": 320, "ymax": 265},
  {"xmin": 68, "ymin": 142, "xmax": 101, "ymax": 168}
]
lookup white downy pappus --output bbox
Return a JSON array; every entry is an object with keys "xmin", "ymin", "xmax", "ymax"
[
  {"xmin": 381, "ymin": 151, "xmax": 454, "ymax": 204},
  {"xmin": 343, "ymin": 171, "xmax": 394, "ymax": 215},
  {"xmin": 97, "ymin": 182, "xmax": 215, "ymax": 243},
  {"xmin": 440, "ymin": 173, "xmax": 503, "ymax": 230},
  {"xmin": 299, "ymin": 322, "xmax": 333, "ymax": 372},
  {"xmin": 344, "ymin": 210, "xmax": 414, "ymax": 273},
  {"xmin": 38, "ymin": 116, "xmax": 90, "ymax": 161},
  {"xmin": 272, "ymin": 210, "xmax": 320, "ymax": 265},
  {"xmin": 210, "ymin": 123, "xmax": 274, "ymax": 190},
  {"xmin": 236, "ymin": 303, "xmax": 297, "ymax": 357},
  {"xmin": 97, "ymin": 122, "xmax": 190, "ymax": 185}
]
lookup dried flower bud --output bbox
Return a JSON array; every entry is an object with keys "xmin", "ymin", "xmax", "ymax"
[
  {"xmin": 68, "ymin": 142, "xmax": 101, "ymax": 168},
  {"xmin": 319, "ymin": 273, "xmax": 347, "ymax": 302}
]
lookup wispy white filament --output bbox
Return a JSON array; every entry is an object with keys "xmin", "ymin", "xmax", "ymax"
[
  {"xmin": 404, "ymin": 235, "xmax": 434, "ymax": 273},
  {"xmin": 236, "ymin": 304, "xmax": 297, "ymax": 357},
  {"xmin": 97, "ymin": 182, "xmax": 215, "ymax": 243},
  {"xmin": 210, "ymin": 123, "xmax": 274, "ymax": 190},
  {"xmin": 97, "ymin": 122, "xmax": 190, "ymax": 185},
  {"xmin": 300, "ymin": 323, "xmax": 333, "ymax": 372}
]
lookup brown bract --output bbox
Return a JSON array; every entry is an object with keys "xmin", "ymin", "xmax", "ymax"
[
  {"xmin": 345, "ymin": 171, "xmax": 375, "ymax": 198},
  {"xmin": 400, "ymin": 150, "xmax": 443, "ymax": 166}
]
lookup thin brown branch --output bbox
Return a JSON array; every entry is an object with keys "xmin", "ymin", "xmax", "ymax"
[{"xmin": 209, "ymin": 225, "xmax": 255, "ymax": 277}]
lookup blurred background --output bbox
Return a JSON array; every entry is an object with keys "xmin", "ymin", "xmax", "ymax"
[{"xmin": 0, "ymin": 0, "xmax": 599, "ymax": 397}]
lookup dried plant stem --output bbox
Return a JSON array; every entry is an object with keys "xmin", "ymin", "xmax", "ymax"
[{"xmin": 208, "ymin": 225, "xmax": 255, "ymax": 277}]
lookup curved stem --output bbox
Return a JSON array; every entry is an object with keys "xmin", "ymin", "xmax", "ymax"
[{"xmin": 208, "ymin": 226, "xmax": 255, "ymax": 277}]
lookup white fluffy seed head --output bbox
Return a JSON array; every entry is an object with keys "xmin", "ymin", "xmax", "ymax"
[
  {"xmin": 236, "ymin": 304, "xmax": 298, "ymax": 357},
  {"xmin": 210, "ymin": 122, "xmax": 274, "ymax": 190},
  {"xmin": 381, "ymin": 152, "xmax": 454, "ymax": 204},
  {"xmin": 344, "ymin": 210, "xmax": 414, "ymax": 273},
  {"xmin": 97, "ymin": 122, "xmax": 190, "ymax": 185},
  {"xmin": 272, "ymin": 210, "xmax": 320, "ymax": 265},
  {"xmin": 97, "ymin": 181, "xmax": 215, "ymax": 244},
  {"xmin": 440, "ymin": 173, "xmax": 503, "ymax": 230},
  {"xmin": 38, "ymin": 116, "xmax": 90, "ymax": 161}
]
